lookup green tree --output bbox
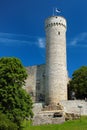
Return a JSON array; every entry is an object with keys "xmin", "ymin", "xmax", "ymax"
[
  {"xmin": 69, "ymin": 66, "xmax": 87, "ymax": 99},
  {"xmin": 0, "ymin": 112, "xmax": 18, "ymax": 130},
  {"xmin": 0, "ymin": 57, "xmax": 33, "ymax": 127}
]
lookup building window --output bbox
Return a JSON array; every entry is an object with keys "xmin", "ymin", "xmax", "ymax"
[
  {"xmin": 56, "ymin": 22, "xmax": 58, "ymax": 26},
  {"xmin": 39, "ymin": 94, "xmax": 45, "ymax": 102},
  {"xmin": 42, "ymin": 73, "xmax": 46, "ymax": 78},
  {"xmin": 58, "ymin": 32, "xmax": 60, "ymax": 35},
  {"xmin": 36, "ymin": 83, "xmax": 40, "ymax": 90}
]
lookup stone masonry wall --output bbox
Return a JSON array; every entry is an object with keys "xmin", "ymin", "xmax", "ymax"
[
  {"xmin": 45, "ymin": 16, "xmax": 68, "ymax": 104},
  {"xmin": 35, "ymin": 64, "xmax": 45, "ymax": 102},
  {"xmin": 24, "ymin": 64, "xmax": 45, "ymax": 102},
  {"xmin": 24, "ymin": 66, "xmax": 37, "ymax": 102},
  {"xmin": 33, "ymin": 101, "xmax": 87, "ymax": 116},
  {"xmin": 32, "ymin": 100, "xmax": 87, "ymax": 125},
  {"xmin": 60, "ymin": 100, "xmax": 87, "ymax": 115}
]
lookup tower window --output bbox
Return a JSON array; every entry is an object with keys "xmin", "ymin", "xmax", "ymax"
[
  {"xmin": 56, "ymin": 22, "xmax": 58, "ymax": 25},
  {"xmin": 58, "ymin": 32, "xmax": 60, "ymax": 35},
  {"xmin": 36, "ymin": 83, "xmax": 40, "ymax": 90}
]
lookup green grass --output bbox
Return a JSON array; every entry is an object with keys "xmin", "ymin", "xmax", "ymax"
[{"xmin": 22, "ymin": 116, "xmax": 87, "ymax": 130}]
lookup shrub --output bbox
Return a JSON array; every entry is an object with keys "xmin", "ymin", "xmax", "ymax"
[{"xmin": 0, "ymin": 112, "xmax": 18, "ymax": 130}]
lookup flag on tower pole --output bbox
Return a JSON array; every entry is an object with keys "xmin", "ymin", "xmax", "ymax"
[{"xmin": 55, "ymin": 8, "xmax": 61, "ymax": 13}]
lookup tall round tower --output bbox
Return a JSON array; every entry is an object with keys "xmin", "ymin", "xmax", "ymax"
[{"xmin": 45, "ymin": 16, "xmax": 68, "ymax": 105}]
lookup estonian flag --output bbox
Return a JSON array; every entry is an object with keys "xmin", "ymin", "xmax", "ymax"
[{"xmin": 55, "ymin": 8, "xmax": 61, "ymax": 13}]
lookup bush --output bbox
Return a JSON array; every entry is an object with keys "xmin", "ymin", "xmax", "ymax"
[{"xmin": 0, "ymin": 112, "xmax": 18, "ymax": 130}]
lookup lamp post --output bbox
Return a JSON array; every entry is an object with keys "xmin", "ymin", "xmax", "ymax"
[{"xmin": 78, "ymin": 105, "xmax": 82, "ymax": 122}]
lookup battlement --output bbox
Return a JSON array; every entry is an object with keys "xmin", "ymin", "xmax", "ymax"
[{"xmin": 45, "ymin": 16, "xmax": 67, "ymax": 29}]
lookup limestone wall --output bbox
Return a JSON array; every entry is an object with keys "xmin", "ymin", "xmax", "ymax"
[
  {"xmin": 45, "ymin": 16, "xmax": 68, "ymax": 104},
  {"xmin": 33, "ymin": 103, "xmax": 43, "ymax": 115},
  {"xmin": 24, "ymin": 66, "xmax": 37, "ymax": 101},
  {"xmin": 24, "ymin": 64, "xmax": 45, "ymax": 102},
  {"xmin": 32, "ymin": 103, "xmax": 65, "ymax": 125},
  {"xmin": 35, "ymin": 64, "xmax": 46, "ymax": 102},
  {"xmin": 32, "ymin": 100, "xmax": 87, "ymax": 125},
  {"xmin": 60, "ymin": 100, "xmax": 87, "ymax": 115},
  {"xmin": 33, "ymin": 113, "xmax": 65, "ymax": 125}
]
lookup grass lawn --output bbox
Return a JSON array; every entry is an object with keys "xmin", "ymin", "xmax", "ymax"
[{"xmin": 22, "ymin": 116, "xmax": 87, "ymax": 130}]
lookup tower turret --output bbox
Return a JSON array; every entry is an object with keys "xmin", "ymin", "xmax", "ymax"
[{"xmin": 45, "ymin": 16, "xmax": 68, "ymax": 105}]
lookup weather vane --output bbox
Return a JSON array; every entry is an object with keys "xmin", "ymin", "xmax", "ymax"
[{"xmin": 53, "ymin": 8, "xmax": 61, "ymax": 16}]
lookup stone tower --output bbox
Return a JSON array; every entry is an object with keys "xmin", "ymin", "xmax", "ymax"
[{"xmin": 45, "ymin": 16, "xmax": 68, "ymax": 105}]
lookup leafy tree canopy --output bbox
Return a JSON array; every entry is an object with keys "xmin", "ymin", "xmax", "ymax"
[
  {"xmin": 0, "ymin": 57, "xmax": 33, "ymax": 127},
  {"xmin": 69, "ymin": 66, "xmax": 87, "ymax": 99}
]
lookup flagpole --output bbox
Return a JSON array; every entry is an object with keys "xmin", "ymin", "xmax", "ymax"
[
  {"xmin": 53, "ymin": 8, "xmax": 61, "ymax": 16},
  {"xmin": 53, "ymin": 7, "xmax": 54, "ymax": 16}
]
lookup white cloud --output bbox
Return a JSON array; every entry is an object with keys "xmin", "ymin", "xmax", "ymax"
[
  {"xmin": 0, "ymin": 32, "xmax": 45, "ymax": 48},
  {"xmin": 37, "ymin": 37, "xmax": 45, "ymax": 48},
  {"xmin": 0, "ymin": 32, "xmax": 30, "ymax": 38},
  {"xmin": 0, "ymin": 37, "xmax": 29, "ymax": 45},
  {"xmin": 69, "ymin": 32, "xmax": 87, "ymax": 47}
]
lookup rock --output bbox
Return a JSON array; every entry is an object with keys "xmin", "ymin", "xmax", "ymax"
[{"xmin": 65, "ymin": 113, "xmax": 80, "ymax": 121}]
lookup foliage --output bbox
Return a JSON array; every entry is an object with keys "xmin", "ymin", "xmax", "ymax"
[
  {"xmin": 22, "ymin": 116, "xmax": 87, "ymax": 130},
  {"xmin": 68, "ymin": 66, "xmax": 87, "ymax": 99},
  {"xmin": 0, "ymin": 57, "xmax": 33, "ymax": 127},
  {"xmin": 0, "ymin": 112, "xmax": 18, "ymax": 130}
]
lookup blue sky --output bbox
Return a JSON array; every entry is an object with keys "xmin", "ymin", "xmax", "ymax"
[{"xmin": 0, "ymin": 0, "xmax": 87, "ymax": 77}]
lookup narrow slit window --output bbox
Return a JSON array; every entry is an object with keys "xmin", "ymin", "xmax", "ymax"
[{"xmin": 58, "ymin": 32, "xmax": 60, "ymax": 35}]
